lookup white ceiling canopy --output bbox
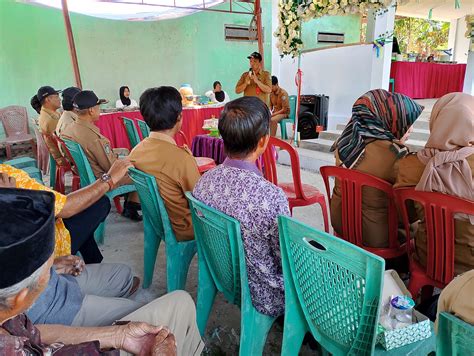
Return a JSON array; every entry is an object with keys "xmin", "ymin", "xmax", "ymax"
[
  {"xmin": 18, "ymin": 0, "xmax": 227, "ymax": 21},
  {"xmin": 396, "ymin": 0, "xmax": 474, "ymax": 21}
]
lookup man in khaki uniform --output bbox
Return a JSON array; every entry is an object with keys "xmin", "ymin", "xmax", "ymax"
[
  {"xmin": 269, "ymin": 76, "xmax": 290, "ymax": 137},
  {"xmin": 61, "ymin": 90, "xmax": 141, "ymax": 221},
  {"xmin": 37, "ymin": 86, "xmax": 65, "ymax": 165},
  {"xmin": 235, "ymin": 52, "xmax": 272, "ymax": 106},
  {"xmin": 56, "ymin": 86, "xmax": 81, "ymax": 135},
  {"xmin": 436, "ymin": 270, "xmax": 474, "ymax": 329},
  {"xmin": 129, "ymin": 86, "xmax": 200, "ymax": 241}
]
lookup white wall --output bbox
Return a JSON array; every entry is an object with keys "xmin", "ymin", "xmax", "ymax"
[
  {"xmin": 453, "ymin": 17, "xmax": 470, "ymax": 63},
  {"xmin": 463, "ymin": 51, "xmax": 474, "ymax": 95}
]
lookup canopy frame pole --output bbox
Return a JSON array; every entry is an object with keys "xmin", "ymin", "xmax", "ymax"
[
  {"xmin": 62, "ymin": 0, "xmax": 82, "ymax": 88},
  {"xmin": 255, "ymin": 0, "xmax": 264, "ymax": 67}
]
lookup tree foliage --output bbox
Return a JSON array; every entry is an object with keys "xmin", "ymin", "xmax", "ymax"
[{"xmin": 394, "ymin": 16, "xmax": 450, "ymax": 56}]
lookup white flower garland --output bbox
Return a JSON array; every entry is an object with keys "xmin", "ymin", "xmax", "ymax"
[{"xmin": 274, "ymin": 0, "xmax": 392, "ymax": 57}]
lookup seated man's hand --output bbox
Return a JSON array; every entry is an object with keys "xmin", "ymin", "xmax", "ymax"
[
  {"xmin": 153, "ymin": 328, "xmax": 177, "ymax": 356},
  {"xmin": 107, "ymin": 158, "xmax": 134, "ymax": 187},
  {"xmin": 53, "ymin": 255, "xmax": 85, "ymax": 276},
  {"xmin": 116, "ymin": 322, "xmax": 176, "ymax": 356},
  {"xmin": 0, "ymin": 173, "xmax": 16, "ymax": 188}
]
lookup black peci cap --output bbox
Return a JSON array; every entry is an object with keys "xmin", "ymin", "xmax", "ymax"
[
  {"xmin": 0, "ymin": 188, "xmax": 56, "ymax": 288},
  {"xmin": 37, "ymin": 86, "xmax": 62, "ymax": 102},
  {"xmin": 73, "ymin": 90, "xmax": 108, "ymax": 110}
]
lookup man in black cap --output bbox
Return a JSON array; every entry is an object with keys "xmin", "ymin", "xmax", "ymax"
[
  {"xmin": 37, "ymin": 85, "xmax": 66, "ymax": 166},
  {"xmin": 61, "ymin": 90, "xmax": 142, "ymax": 221},
  {"xmin": 56, "ymin": 86, "xmax": 81, "ymax": 135},
  {"xmin": 235, "ymin": 51, "xmax": 271, "ymax": 106},
  {"xmin": 0, "ymin": 188, "xmax": 178, "ymax": 355}
]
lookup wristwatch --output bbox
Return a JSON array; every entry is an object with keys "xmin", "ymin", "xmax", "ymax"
[{"xmin": 99, "ymin": 173, "xmax": 114, "ymax": 191}]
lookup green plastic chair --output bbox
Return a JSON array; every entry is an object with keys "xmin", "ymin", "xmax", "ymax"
[
  {"xmin": 49, "ymin": 154, "xmax": 56, "ymax": 188},
  {"xmin": 389, "ymin": 78, "xmax": 395, "ymax": 93},
  {"xmin": 128, "ymin": 168, "xmax": 196, "ymax": 290},
  {"xmin": 437, "ymin": 312, "xmax": 474, "ymax": 356},
  {"xmin": 136, "ymin": 119, "xmax": 150, "ymax": 139},
  {"xmin": 280, "ymin": 95, "xmax": 297, "ymax": 139},
  {"xmin": 279, "ymin": 216, "xmax": 436, "ymax": 355},
  {"xmin": 122, "ymin": 117, "xmax": 141, "ymax": 148},
  {"xmin": 2, "ymin": 157, "xmax": 43, "ymax": 183},
  {"xmin": 185, "ymin": 192, "xmax": 277, "ymax": 355},
  {"xmin": 63, "ymin": 139, "xmax": 136, "ymax": 244}
]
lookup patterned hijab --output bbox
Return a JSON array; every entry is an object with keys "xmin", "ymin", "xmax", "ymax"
[{"xmin": 334, "ymin": 89, "xmax": 424, "ymax": 168}]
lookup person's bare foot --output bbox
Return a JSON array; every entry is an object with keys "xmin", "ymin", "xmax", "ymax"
[{"xmin": 152, "ymin": 329, "xmax": 177, "ymax": 356}]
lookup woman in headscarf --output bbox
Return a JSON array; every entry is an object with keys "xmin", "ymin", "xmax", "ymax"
[
  {"xmin": 330, "ymin": 89, "xmax": 424, "ymax": 248},
  {"xmin": 116, "ymin": 86, "xmax": 138, "ymax": 109},
  {"xmin": 395, "ymin": 92, "xmax": 474, "ymax": 274}
]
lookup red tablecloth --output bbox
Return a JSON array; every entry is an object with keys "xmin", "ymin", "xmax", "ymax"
[
  {"xmin": 390, "ymin": 62, "xmax": 466, "ymax": 99},
  {"xmin": 96, "ymin": 106, "xmax": 224, "ymax": 149}
]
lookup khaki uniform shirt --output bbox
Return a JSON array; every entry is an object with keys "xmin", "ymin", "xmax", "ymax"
[
  {"xmin": 61, "ymin": 119, "xmax": 117, "ymax": 178},
  {"xmin": 129, "ymin": 132, "xmax": 200, "ymax": 241},
  {"xmin": 270, "ymin": 87, "xmax": 290, "ymax": 116},
  {"xmin": 56, "ymin": 110, "xmax": 78, "ymax": 136},
  {"xmin": 236, "ymin": 70, "xmax": 271, "ymax": 106},
  {"xmin": 395, "ymin": 153, "xmax": 474, "ymax": 275},
  {"xmin": 436, "ymin": 270, "xmax": 474, "ymax": 329},
  {"xmin": 331, "ymin": 140, "xmax": 400, "ymax": 248},
  {"xmin": 38, "ymin": 107, "xmax": 63, "ymax": 162}
]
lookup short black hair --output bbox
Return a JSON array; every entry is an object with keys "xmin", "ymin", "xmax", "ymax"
[
  {"xmin": 139, "ymin": 86, "xmax": 182, "ymax": 131},
  {"xmin": 30, "ymin": 95, "xmax": 41, "ymax": 114},
  {"xmin": 218, "ymin": 97, "xmax": 270, "ymax": 158},
  {"xmin": 213, "ymin": 81, "xmax": 221, "ymax": 89},
  {"xmin": 271, "ymin": 76, "xmax": 278, "ymax": 86}
]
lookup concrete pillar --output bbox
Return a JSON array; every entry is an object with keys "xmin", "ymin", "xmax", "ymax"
[
  {"xmin": 366, "ymin": 2, "xmax": 396, "ymax": 90},
  {"xmin": 448, "ymin": 18, "xmax": 458, "ymax": 60},
  {"xmin": 463, "ymin": 50, "xmax": 474, "ymax": 95}
]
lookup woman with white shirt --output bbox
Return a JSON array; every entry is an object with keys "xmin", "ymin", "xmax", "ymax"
[
  {"xmin": 205, "ymin": 81, "xmax": 230, "ymax": 104},
  {"xmin": 116, "ymin": 86, "xmax": 138, "ymax": 109}
]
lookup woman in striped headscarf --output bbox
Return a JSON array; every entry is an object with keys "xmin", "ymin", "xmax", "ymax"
[{"xmin": 330, "ymin": 89, "xmax": 424, "ymax": 249}]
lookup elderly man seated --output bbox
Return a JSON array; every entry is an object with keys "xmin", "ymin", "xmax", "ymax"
[{"xmin": 0, "ymin": 188, "xmax": 203, "ymax": 355}]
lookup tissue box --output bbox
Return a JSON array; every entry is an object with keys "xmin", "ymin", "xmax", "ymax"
[{"xmin": 377, "ymin": 270, "xmax": 432, "ymax": 350}]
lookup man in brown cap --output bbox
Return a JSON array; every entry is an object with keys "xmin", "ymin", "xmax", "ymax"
[{"xmin": 235, "ymin": 51, "xmax": 272, "ymax": 106}]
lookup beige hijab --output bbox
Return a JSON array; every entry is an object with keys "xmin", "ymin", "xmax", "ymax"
[{"xmin": 416, "ymin": 92, "xmax": 474, "ymax": 222}]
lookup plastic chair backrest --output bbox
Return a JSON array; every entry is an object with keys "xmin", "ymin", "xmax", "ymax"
[
  {"xmin": 320, "ymin": 165, "xmax": 399, "ymax": 249},
  {"xmin": 288, "ymin": 95, "xmax": 297, "ymax": 122},
  {"xmin": 394, "ymin": 188, "xmax": 474, "ymax": 285},
  {"xmin": 278, "ymin": 215, "xmax": 385, "ymax": 355},
  {"xmin": 128, "ymin": 167, "xmax": 178, "ymax": 247},
  {"xmin": 0, "ymin": 105, "xmax": 29, "ymax": 136},
  {"xmin": 55, "ymin": 135, "xmax": 79, "ymax": 174},
  {"xmin": 437, "ymin": 312, "xmax": 474, "ymax": 355},
  {"xmin": 262, "ymin": 136, "xmax": 305, "ymax": 198},
  {"xmin": 136, "ymin": 119, "xmax": 150, "ymax": 138},
  {"xmin": 185, "ymin": 191, "xmax": 244, "ymax": 306},
  {"xmin": 122, "ymin": 117, "xmax": 141, "ymax": 148},
  {"xmin": 175, "ymin": 130, "xmax": 189, "ymax": 147},
  {"xmin": 62, "ymin": 139, "xmax": 96, "ymax": 187}
]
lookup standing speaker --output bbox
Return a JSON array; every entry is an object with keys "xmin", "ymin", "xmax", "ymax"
[{"xmin": 297, "ymin": 94, "xmax": 329, "ymax": 140}]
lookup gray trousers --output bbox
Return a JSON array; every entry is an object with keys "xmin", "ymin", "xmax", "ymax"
[{"xmin": 71, "ymin": 263, "xmax": 141, "ymax": 327}]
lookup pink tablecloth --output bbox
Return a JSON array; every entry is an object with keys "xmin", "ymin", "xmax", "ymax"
[
  {"xmin": 96, "ymin": 106, "xmax": 224, "ymax": 149},
  {"xmin": 390, "ymin": 62, "xmax": 466, "ymax": 99}
]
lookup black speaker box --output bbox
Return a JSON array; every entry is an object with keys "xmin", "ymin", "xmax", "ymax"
[{"xmin": 297, "ymin": 94, "xmax": 329, "ymax": 140}]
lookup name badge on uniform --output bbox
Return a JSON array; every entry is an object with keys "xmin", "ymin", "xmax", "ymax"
[{"xmin": 104, "ymin": 143, "xmax": 111, "ymax": 155}]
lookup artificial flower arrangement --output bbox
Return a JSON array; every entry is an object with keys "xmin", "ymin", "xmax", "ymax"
[{"xmin": 274, "ymin": 0, "xmax": 393, "ymax": 57}]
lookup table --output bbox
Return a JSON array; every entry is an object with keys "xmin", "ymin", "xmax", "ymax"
[
  {"xmin": 192, "ymin": 135, "xmax": 226, "ymax": 165},
  {"xmin": 390, "ymin": 62, "xmax": 466, "ymax": 99},
  {"xmin": 96, "ymin": 106, "xmax": 224, "ymax": 149}
]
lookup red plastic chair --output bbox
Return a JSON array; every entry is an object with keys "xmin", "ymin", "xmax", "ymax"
[
  {"xmin": 394, "ymin": 188, "xmax": 474, "ymax": 300},
  {"xmin": 320, "ymin": 165, "xmax": 406, "ymax": 260},
  {"xmin": 175, "ymin": 130, "xmax": 216, "ymax": 174},
  {"xmin": 262, "ymin": 136, "xmax": 329, "ymax": 232},
  {"xmin": 43, "ymin": 133, "xmax": 80, "ymax": 194},
  {"xmin": 0, "ymin": 105, "xmax": 36, "ymax": 159}
]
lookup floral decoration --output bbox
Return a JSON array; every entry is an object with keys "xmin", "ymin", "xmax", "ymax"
[{"xmin": 274, "ymin": 0, "xmax": 393, "ymax": 57}]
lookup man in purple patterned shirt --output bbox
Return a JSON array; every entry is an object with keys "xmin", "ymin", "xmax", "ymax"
[{"xmin": 193, "ymin": 96, "xmax": 290, "ymax": 317}]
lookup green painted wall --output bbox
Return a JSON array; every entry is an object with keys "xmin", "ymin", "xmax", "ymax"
[
  {"xmin": 0, "ymin": 0, "xmax": 272, "ymax": 125},
  {"xmin": 302, "ymin": 14, "xmax": 361, "ymax": 50}
]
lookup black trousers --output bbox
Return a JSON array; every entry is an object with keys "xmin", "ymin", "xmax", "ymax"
[{"xmin": 63, "ymin": 196, "xmax": 111, "ymax": 264}]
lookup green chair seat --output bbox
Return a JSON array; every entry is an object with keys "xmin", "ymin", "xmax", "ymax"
[
  {"xmin": 136, "ymin": 119, "xmax": 150, "ymax": 139},
  {"xmin": 437, "ymin": 312, "xmax": 474, "ymax": 355},
  {"xmin": 122, "ymin": 117, "xmax": 141, "ymax": 148},
  {"xmin": 186, "ymin": 192, "xmax": 276, "ymax": 355},
  {"xmin": 129, "ymin": 168, "xmax": 196, "ymax": 290}
]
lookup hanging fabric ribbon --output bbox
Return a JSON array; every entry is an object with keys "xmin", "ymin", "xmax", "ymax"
[
  {"xmin": 428, "ymin": 8, "xmax": 433, "ymax": 20},
  {"xmin": 455, "ymin": 0, "xmax": 461, "ymax": 10}
]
